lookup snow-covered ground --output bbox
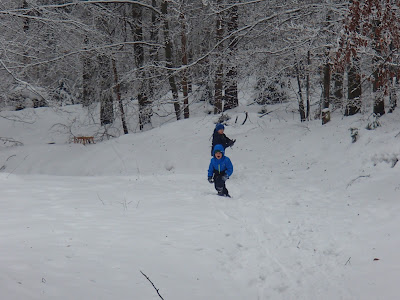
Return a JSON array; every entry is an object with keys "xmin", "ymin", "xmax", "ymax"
[{"xmin": 1, "ymin": 104, "xmax": 400, "ymax": 299}]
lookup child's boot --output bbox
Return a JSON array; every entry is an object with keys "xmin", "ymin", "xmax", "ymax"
[{"xmin": 224, "ymin": 188, "xmax": 230, "ymax": 197}]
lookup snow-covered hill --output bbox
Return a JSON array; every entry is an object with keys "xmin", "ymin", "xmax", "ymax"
[{"xmin": 1, "ymin": 105, "xmax": 400, "ymax": 299}]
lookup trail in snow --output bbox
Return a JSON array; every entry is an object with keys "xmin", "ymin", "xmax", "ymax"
[
  {"xmin": 1, "ymin": 171, "xmax": 353, "ymax": 300},
  {"xmin": 2, "ymin": 108, "xmax": 400, "ymax": 299}
]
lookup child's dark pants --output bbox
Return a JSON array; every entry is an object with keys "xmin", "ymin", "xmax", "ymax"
[{"xmin": 213, "ymin": 172, "xmax": 229, "ymax": 196}]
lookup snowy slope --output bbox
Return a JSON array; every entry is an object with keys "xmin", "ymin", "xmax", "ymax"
[{"xmin": 1, "ymin": 105, "xmax": 400, "ymax": 299}]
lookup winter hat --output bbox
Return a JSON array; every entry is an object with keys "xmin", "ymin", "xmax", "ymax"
[
  {"xmin": 213, "ymin": 144, "xmax": 225, "ymax": 155},
  {"xmin": 215, "ymin": 123, "xmax": 225, "ymax": 131}
]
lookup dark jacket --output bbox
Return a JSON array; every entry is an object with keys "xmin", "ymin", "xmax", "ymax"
[{"xmin": 211, "ymin": 131, "xmax": 234, "ymax": 155}]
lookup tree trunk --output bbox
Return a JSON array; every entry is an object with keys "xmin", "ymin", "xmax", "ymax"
[
  {"xmin": 332, "ymin": 71, "xmax": 344, "ymax": 110},
  {"xmin": 295, "ymin": 62, "xmax": 306, "ymax": 122},
  {"xmin": 180, "ymin": 9, "xmax": 189, "ymax": 119},
  {"xmin": 306, "ymin": 50, "xmax": 310, "ymax": 120},
  {"xmin": 98, "ymin": 54, "xmax": 114, "ymax": 126},
  {"xmin": 372, "ymin": 19, "xmax": 385, "ymax": 116},
  {"xmin": 373, "ymin": 79, "xmax": 385, "ymax": 116},
  {"xmin": 150, "ymin": 0, "xmax": 159, "ymax": 63},
  {"xmin": 321, "ymin": 11, "xmax": 332, "ymax": 124},
  {"xmin": 224, "ymin": 68, "xmax": 237, "ymax": 111},
  {"xmin": 100, "ymin": 90, "xmax": 114, "ymax": 126},
  {"xmin": 389, "ymin": 77, "xmax": 397, "ymax": 113},
  {"xmin": 345, "ymin": 59, "xmax": 361, "ymax": 116},
  {"xmin": 112, "ymin": 58, "xmax": 128, "ymax": 134},
  {"xmin": 214, "ymin": 0, "xmax": 224, "ymax": 114},
  {"xmin": 82, "ymin": 37, "xmax": 96, "ymax": 107},
  {"xmin": 214, "ymin": 64, "xmax": 223, "ymax": 114},
  {"xmin": 161, "ymin": 0, "xmax": 181, "ymax": 120},
  {"xmin": 322, "ymin": 61, "xmax": 331, "ymax": 125},
  {"xmin": 132, "ymin": 5, "xmax": 152, "ymax": 129},
  {"xmin": 224, "ymin": 3, "xmax": 238, "ymax": 111},
  {"xmin": 148, "ymin": 0, "xmax": 159, "ymax": 116},
  {"xmin": 22, "ymin": 0, "xmax": 29, "ymax": 33}
]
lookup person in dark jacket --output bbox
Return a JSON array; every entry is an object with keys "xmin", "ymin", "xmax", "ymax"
[
  {"xmin": 211, "ymin": 123, "xmax": 235, "ymax": 156},
  {"xmin": 208, "ymin": 144, "xmax": 233, "ymax": 197}
]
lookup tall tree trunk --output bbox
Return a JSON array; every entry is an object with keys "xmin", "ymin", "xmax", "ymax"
[
  {"xmin": 100, "ymin": 90, "xmax": 114, "ymax": 126},
  {"xmin": 373, "ymin": 69, "xmax": 385, "ymax": 116},
  {"xmin": 389, "ymin": 77, "xmax": 397, "ymax": 113},
  {"xmin": 132, "ymin": 5, "xmax": 152, "ymax": 129},
  {"xmin": 306, "ymin": 50, "xmax": 311, "ymax": 120},
  {"xmin": 322, "ymin": 61, "xmax": 331, "ymax": 125},
  {"xmin": 145, "ymin": 0, "xmax": 158, "ymax": 116},
  {"xmin": 150, "ymin": 0, "xmax": 159, "ymax": 64},
  {"xmin": 321, "ymin": 11, "xmax": 332, "ymax": 124},
  {"xmin": 345, "ymin": 58, "xmax": 362, "ymax": 116},
  {"xmin": 295, "ymin": 62, "xmax": 306, "ymax": 122},
  {"xmin": 98, "ymin": 54, "xmax": 114, "ymax": 126},
  {"xmin": 224, "ymin": 3, "xmax": 238, "ymax": 111},
  {"xmin": 214, "ymin": 64, "xmax": 223, "ymax": 114},
  {"xmin": 17, "ymin": 0, "xmax": 30, "ymax": 110},
  {"xmin": 82, "ymin": 37, "xmax": 96, "ymax": 108},
  {"xmin": 180, "ymin": 9, "xmax": 190, "ymax": 119},
  {"xmin": 214, "ymin": 0, "xmax": 224, "ymax": 114},
  {"xmin": 332, "ymin": 71, "xmax": 344, "ymax": 110},
  {"xmin": 22, "ymin": 0, "xmax": 30, "ymax": 33},
  {"xmin": 372, "ymin": 19, "xmax": 385, "ymax": 116},
  {"xmin": 112, "ymin": 58, "xmax": 128, "ymax": 134},
  {"xmin": 161, "ymin": 0, "xmax": 181, "ymax": 120},
  {"xmin": 21, "ymin": 0, "xmax": 41, "ymax": 98}
]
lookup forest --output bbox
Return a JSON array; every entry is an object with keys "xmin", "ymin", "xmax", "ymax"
[
  {"xmin": 2, "ymin": 2, "xmax": 400, "ymax": 298},
  {"xmin": 1, "ymin": 0, "xmax": 399, "ymax": 134}
]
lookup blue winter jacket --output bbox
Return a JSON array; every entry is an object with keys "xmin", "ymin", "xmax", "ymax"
[{"xmin": 208, "ymin": 144, "xmax": 233, "ymax": 178}]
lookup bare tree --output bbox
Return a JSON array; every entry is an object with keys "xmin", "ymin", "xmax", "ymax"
[
  {"xmin": 161, "ymin": 0, "xmax": 181, "ymax": 120},
  {"xmin": 98, "ymin": 54, "xmax": 114, "ymax": 126},
  {"xmin": 335, "ymin": 0, "xmax": 400, "ymax": 116},
  {"xmin": 131, "ymin": 4, "xmax": 153, "ymax": 130},
  {"xmin": 180, "ymin": 2, "xmax": 190, "ymax": 119},
  {"xmin": 82, "ymin": 36, "xmax": 97, "ymax": 108},
  {"xmin": 214, "ymin": 0, "xmax": 224, "ymax": 114},
  {"xmin": 295, "ymin": 61, "xmax": 307, "ymax": 122},
  {"xmin": 2, "ymin": 0, "xmax": 383, "ymax": 133},
  {"xmin": 224, "ymin": 1, "xmax": 238, "ymax": 111}
]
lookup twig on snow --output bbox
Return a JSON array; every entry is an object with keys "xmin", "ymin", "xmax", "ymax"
[
  {"xmin": 242, "ymin": 111, "xmax": 248, "ymax": 125},
  {"xmin": 6, "ymin": 154, "xmax": 17, "ymax": 161},
  {"xmin": 7, "ymin": 155, "xmax": 29, "ymax": 178},
  {"xmin": 258, "ymin": 107, "xmax": 280, "ymax": 118},
  {"xmin": 97, "ymin": 193, "xmax": 105, "ymax": 205},
  {"xmin": 0, "ymin": 137, "xmax": 23, "ymax": 147},
  {"xmin": 346, "ymin": 175, "xmax": 370, "ymax": 189},
  {"xmin": 345, "ymin": 257, "xmax": 351, "ymax": 266},
  {"xmin": 140, "ymin": 270, "xmax": 165, "ymax": 300},
  {"xmin": 119, "ymin": 198, "xmax": 132, "ymax": 211}
]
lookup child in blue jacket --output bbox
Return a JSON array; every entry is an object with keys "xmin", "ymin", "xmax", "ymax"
[{"xmin": 208, "ymin": 144, "xmax": 233, "ymax": 197}]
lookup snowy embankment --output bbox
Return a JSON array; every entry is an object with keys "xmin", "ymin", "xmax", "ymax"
[{"xmin": 1, "ymin": 106, "xmax": 400, "ymax": 299}]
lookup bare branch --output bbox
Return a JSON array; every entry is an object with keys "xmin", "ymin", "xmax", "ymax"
[
  {"xmin": 140, "ymin": 271, "xmax": 165, "ymax": 300},
  {"xmin": 346, "ymin": 175, "xmax": 370, "ymax": 189},
  {"xmin": 345, "ymin": 257, "xmax": 351, "ymax": 266},
  {"xmin": 1, "ymin": 41, "xmax": 163, "ymax": 72},
  {"xmin": 0, "ymin": 1, "xmax": 161, "ymax": 16}
]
